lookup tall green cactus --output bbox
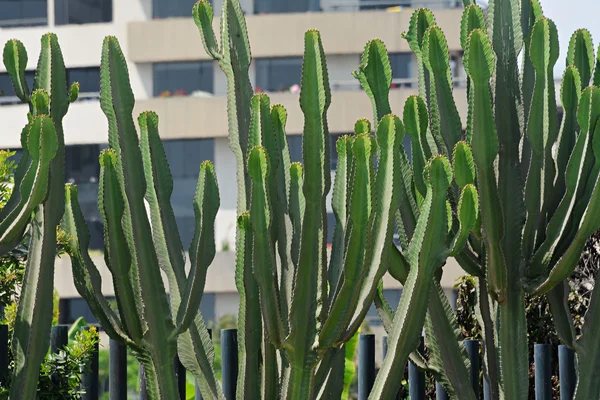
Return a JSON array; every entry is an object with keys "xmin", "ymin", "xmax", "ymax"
[
  {"xmin": 60, "ymin": 36, "xmax": 223, "ymax": 400},
  {"xmin": 193, "ymin": 0, "xmax": 600, "ymax": 397},
  {"xmin": 0, "ymin": 35, "xmax": 77, "ymax": 400}
]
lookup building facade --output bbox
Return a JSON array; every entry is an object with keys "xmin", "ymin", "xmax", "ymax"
[{"xmin": 0, "ymin": 0, "xmax": 469, "ymax": 332}]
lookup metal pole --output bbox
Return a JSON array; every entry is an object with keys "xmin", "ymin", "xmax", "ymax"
[
  {"xmin": 559, "ymin": 345, "xmax": 577, "ymax": 400},
  {"xmin": 81, "ymin": 326, "xmax": 99, "ymax": 400},
  {"xmin": 436, "ymin": 382, "xmax": 450, "ymax": 400},
  {"xmin": 465, "ymin": 339, "xmax": 480, "ymax": 397},
  {"xmin": 175, "ymin": 356, "xmax": 186, "ymax": 400},
  {"xmin": 221, "ymin": 329, "xmax": 238, "ymax": 400},
  {"xmin": 50, "ymin": 325, "xmax": 69, "ymax": 353},
  {"xmin": 109, "ymin": 339, "xmax": 127, "ymax": 400},
  {"xmin": 358, "ymin": 334, "xmax": 375, "ymax": 400},
  {"xmin": 0, "ymin": 325, "xmax": 8, "ymax": 386},
  {"xmin": 534, "ymin": 344, "xmax": 552, "ymax": 400},
  {"xmin": 139, "ymin": 363, "xmax": 149, "ymax": 400},
  {"xmin": 408, "ymin": 337, "xmax": 426, "ymax": 400},
  {"xmin": 484, "ymin": 376, "xmax": 491, "ymax": 400}
]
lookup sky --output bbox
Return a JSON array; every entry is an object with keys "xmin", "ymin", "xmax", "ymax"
[{"xmin": 543, "ymin": 0, "xmax": 600, "ymax": 77}]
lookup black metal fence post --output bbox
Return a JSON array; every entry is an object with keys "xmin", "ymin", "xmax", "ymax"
[
  {"xmin": 139, "ymin": 363, "xmax": 149, "ymax": 400},
  {"xmin": 408, "ymin": 337, "xmax": 426, "ymax": 400},
  {"xmin": 50, "ymin": 325, "xmax": 69, "ymax": 353},
  {"xmin": 436, "ymin": 382, "xmax": 450, "ymax": 400},
  {"xmin": 0, "ymin": 325, "xmax": 8, "ymax": 386},
  {"xmin": 465, "ymin": 340, "xmax": 480, "ymax": 397},
  {"xmin": 221, "ymin": 329, "xmax": 238, "ymax": 400},
  {"xmin": 534, "ymin": 344, "xmax": 552, "ymax": 400},
  {"xmin": 109, "ymin": 339, "xmax": 127, "ymax": 400},
  {"xmin": 81, "ymin": 326, "xmax": 99, "ymax": 400},
  {"xmin": 175, "ymin": 356, "xmax": 186, "ymax": 400},
  {"xmin": 358, "ymin": 334, "xmax": 375, "ymax": 400},
  {"xmin": 559, "ymin": 345, "xmax": 577, "ymax": 400}
]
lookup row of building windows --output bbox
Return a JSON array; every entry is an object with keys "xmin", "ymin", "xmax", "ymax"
[
  {"xmin": 0, "ymin": 67, "xmax": 100, "ymax": 99},
  {"xmin": 0, "ymin": 0, "xmax": 111, "ymax": 28}
]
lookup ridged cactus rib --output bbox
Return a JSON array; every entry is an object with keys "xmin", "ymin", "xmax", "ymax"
[
  {"xmin": 451, "ymin": 184, "xmax": 478, "ymax": 255},
  {"xmin": 551, "ymin": 67, "xmax": 582, "ymax": 217},
  {"xmin": 404, "ymin": 96, "xmax": 430, "ymax": 197},
  {"xmin": 343, "ymin": 116, "xmax": 402, "ymax": 342},
  {"xmin": 567, "ymin": 29, "xmax": 595, "ymax": 86},
  {"xmin": 352, "ymin": 39, "xmax": 392, "ymax": 123},
  {"xmin": 329, "ymin": 135, "xmax": 354, "ymax": 298},
  {"xmin": 370, "ymin": 156, "xmax": 452, "ymax": 399},
  {"xmin": 270, "ymin": 104, "xmax": 294, "ymax": 325},
  {"xmin": 318, "ymin": 134, "xmax": 375, "ymax": 350},
  {"xmin": 289, "ymin": 162, "xmax": 305, "ymax": 270},
  {"xmin": 98, "ymin": 149, "xmax": 144, "ymax": 343},
  {"xmin": 285, "ymin": 29, "xmax": 331, "ymax": 400},
  {"xmin": 423, "ymin": 26, "xmax": 463, "ymax": 155},
  {"xmin": 0, "ymin": 117, "xmax": 57, "ymax": 252},
  {"xmin": 522, "ymin": 17, "xmax": 559, "ymax": 260},
  {"xmin": 3, "ymin": 39, "xmax": 29, "ymax": 102},
  {"xmin": 248, "ymin": 146, "xmax": 286, "ymax": 347},
  {"xmin": 594, "ymin": 44, "xmax": 600, "ymax": 86},
  {"xmin": 574, "ymin": 274, "xmax": 600, "ymax": 399},
  {"xmin": 464, "ymin": 29, "xmax": 507, "ymax": 300},
  {"xmin": 529, "ymin": 87, "xmax": 599, "ymax": 277},
  {"xmin": 521, "ymin": 0, "xmax": 544, "ymax": 131},
  {"xmin": 61, "ymin": 184, "xmax": 131, "ymax": 344}
]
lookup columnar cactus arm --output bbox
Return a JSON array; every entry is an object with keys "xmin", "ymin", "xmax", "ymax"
[
  {"xmin": 450, "ymin": 184, "xmax": 478, "ymax": 255},
  {"xmin": 573, "ymin": 274, "xmax": 600, "ymax": 399},
  {"xmin": 97, "ymin": 149, "xmax": 144, "ymax": 343},
  {"xmin": 369, "ymin": 156, "xmax": 452, "ymax": 399},
  {"xmin": 289, "ymin": 163, "xmax": 305, "ymax": 269},
  {"xmin": 404, "ymin": 96, "xmax": 430, "ymax": 198},
  {"xmin": 423, "ymin": 26, "xmax": 463, "ymax": 155},
  {"xmin": 550, "ymin": 67, "xmax": 582, "ymax": 217},
  {"xmin": 285, "ymin": 29, "xmax": 331, "ymax": 400},
  {"xmin": 318, "ymin": 134, "xmax": 375, "ymax": 349},
  {"xmin": 248, "ymin": 146, "xmax": 285, "ymax": 347},
  {"xmin": 3, "ymin": 39, "xmax": 30, "ymax": 102},
  {"xmin": 329, "ymin": 134, "xmax": 355, "ymax": 297},
  {"xmin": 528, "ymin": 86, "xmax": 600, "ymax": 277},
  {"xmin": 464, "ymin": 30, "xmax": 507, "ymax": 300},
  {"xmin": 100, "ymin": 36, "xmax": 179, "ymax": 399},
  {"xmin": 352, "ymin": 39, "xmax": 392, "ymax": 123},
  {"xmin": 62, "ymin": 184, "xmax": 133, "ymax": 345},
  {"xmin": 522, "ymin": 17, "xmax": 559, "ymax": 259},
  {"xmin": 594, "ymin": 44, "xmax": 600, "ymax": 86},
  {"xmin": 425, "ymin": 281, "xmax": 476, "ymax": 400},
  {"xmin": 11, "ymin": 34, "xmax": 70, "ymax": 400},
  {"xmin": 178, "ymin": 161, "xmax": 220, "ymax": 332},
  {"xmin": 270, "ymin": 104, "xmax": 294, "ymax": 324},
  {"xmin": 567, "ymin": 30, "xmax": 595, "ymax": 86},
  {"xmin": 234, "ymin": 213, "xmax": 262, "ymax": 399},
  {"xmin": 521, "ymin": 0, "xmax": 543, "ymax": 131},
  {"xmin": 137, "ymin": 112, "xmax": 223, "ymax": 399},
  {"xmin": 0, "ymin": 117, "xmax": 55, "ymax": 253},
  {"xmin": 342, "ymin": 116, "xmax": 403, "ymax": 341}
]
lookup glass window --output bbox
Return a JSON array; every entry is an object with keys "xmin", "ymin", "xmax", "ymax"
[
  {"xmin": 254, "ymin": 0, "xmax": 314, "ymax": 14},
  {"xmin": 67, "ymin": 67, "xmax": 100, "ymax": 94},
  {"xmin": 153, "ymin": 0, "xmax": 202, "ymax": 18},
  {"xmin": 359, "ymin": 0, "xmax": 410, "ymax": 10},
  {"xmin": 163, "ymin": 139, "xmax": 215, "ymax": 179},
  {"xmin": 255, "ymin": 58, "xmax": 302, "ymax": 93},
  {"xmin": 287, "ymin": 135, "xmax": 302, "ymax": 163},
  {"xmin": 0, "ymin": 0, "xmax": 47, "ymax": 28},
  {"xmin": 65, "ymin": 144, "xmax": 101, "ymax": 184},
  {"xmin": 153, "ymin": 62, "xmax": 214, "ymax": 97},
  {"xmin": 389, "ymin": 53, "xmax": 413, "ymax": 87},
  {"xmin": 59, "ymin": 297, "xmax": 115, "ymax": 325},
  {"xmin": 0, "ymin": 71, "xmax": 35, "ymax": 99},
  {"xmin": 366, "ymin": 289, "xmax": 402, "ymax": 324},
  {"xmin": 200, "ymin": 293, "xmax": 216, "ymax": 326},
  {"xmin": 55, "ymin": 0, "xmax": 112, "ymax": 25}
]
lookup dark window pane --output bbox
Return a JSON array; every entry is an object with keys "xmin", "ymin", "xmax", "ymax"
[
  {"xmin": 153, "ymin": 0, "xmax": 204, "ymax": 18},
  {"xmin": 59, "ymin": 297, "xmax": 115, "ymax": 325},
  {"xmin": 65, "ymin": 144, "xmax": 101, "ymax": 184},
  {"xmin": 153, "ymin": 62, "xmax": 214, "ymax": 96},
  {"xmin": 0, "ymin": 0, "xmax": 47, "ymax": 28},
  {"xmin": 0, "ymin": 71, "xmax": 35, "ymax": 99},
  {"xmin": 254, "ymin": 0, "xmax": 312, "ymax": 14},
  {"xmin": 255, "ymin": 58, "xmax": 302, "ymax": 92},
  {"xmin": 359, "ymin": 0, "xmax": 410, "ymax": 10},
  {"xmin": 200, "ymin": 293, "xmax": 216, "ymax": 326},
  {"xmin": 67, "ymin": 67, "xmax": 100, "ymax": 93},
  {"xmin": 55, "ymin": 0, "xmax": 112, "ymax": 25},
  {"xmin": 366, "ymin": 289, "xmax": 401, "ymax": 324},
  {"xmin": 287, "ymin": 135, "xmax": 302, "ymax": 163}
]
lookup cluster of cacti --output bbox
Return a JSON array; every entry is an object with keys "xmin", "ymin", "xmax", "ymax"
[
  {"xmin": 60, "ymin": 36, "xmax": 224, "ymax": 399},
  {"xmin": 0, "ymin": 35, "xmax": 77, "ymax": 400},
  {"xmin": 189, "ymin": 0, "xmax": 600, "ymax": 398}
]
